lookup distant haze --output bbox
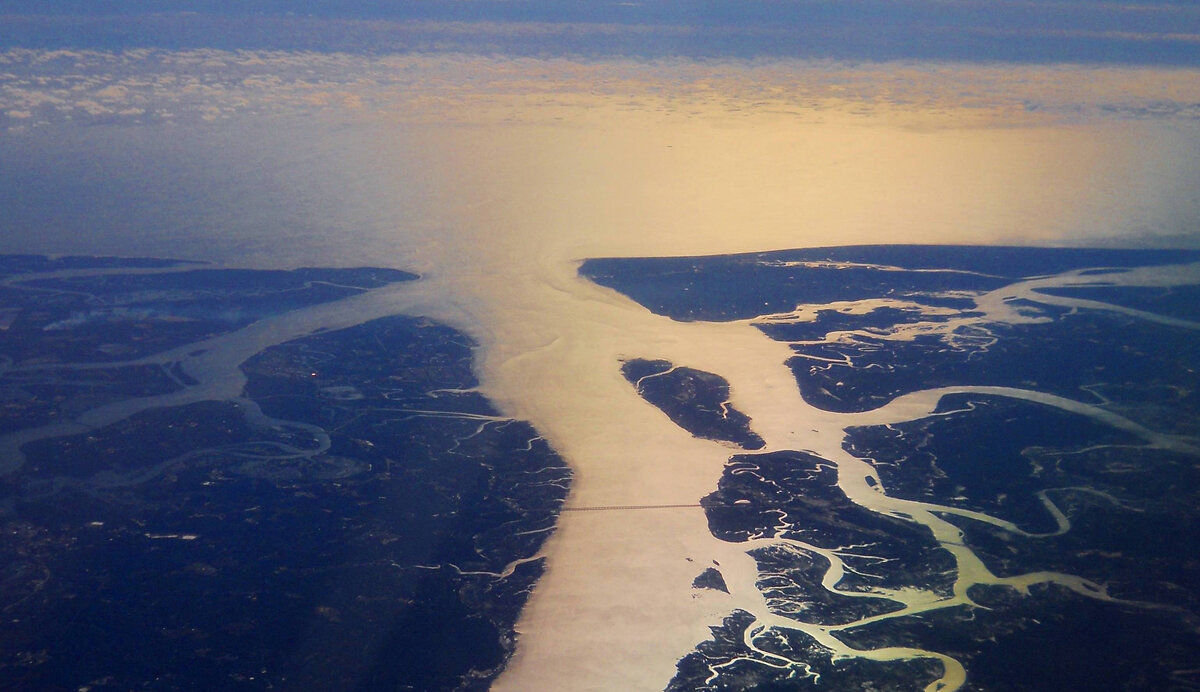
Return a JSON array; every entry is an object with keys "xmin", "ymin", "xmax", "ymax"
[
  {"xmin": 2, "ymin": 50, "xmax": 1199, "ymax": 268},
  {"xmin": 1, "ymin": 1, "xmax": 1199, "ymax": 64}
]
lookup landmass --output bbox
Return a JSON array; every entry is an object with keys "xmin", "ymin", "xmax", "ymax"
[
  {"xmin": 622, "ymin": 358, "xmax": 765, "ymax": 450},
  {"xmin": 0, "ymin": 255, "xmax": 569, "ymax": 691},
  {"xmin": 584, "ymin": 245, "xmax": 1200, "ymax": 691}
]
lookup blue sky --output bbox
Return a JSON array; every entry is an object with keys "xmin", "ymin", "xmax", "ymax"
[{"xmin": 1, "ymin": 1, "xmax": 1199, "ymax": 64}]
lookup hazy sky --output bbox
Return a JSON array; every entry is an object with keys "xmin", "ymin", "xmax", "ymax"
[{"xmin": 2, "ymin": 0, "xmax": 1199, "ymax": 63}]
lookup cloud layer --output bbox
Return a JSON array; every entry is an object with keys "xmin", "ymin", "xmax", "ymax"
[{"xmin": 4, "ymin": 47, "xmax": 1200, "ymax": 132}]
